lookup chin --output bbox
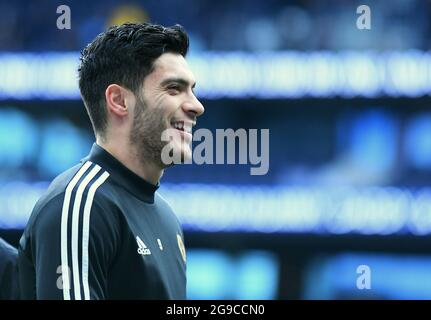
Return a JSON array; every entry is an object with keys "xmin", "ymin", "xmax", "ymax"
[
  {"xmin": 181, "ymin": 149, "xmax": 193, "ymax": 163},
  {"xmin": 172, "ymin": 143, "xmax": 192, "ymax": 164}
]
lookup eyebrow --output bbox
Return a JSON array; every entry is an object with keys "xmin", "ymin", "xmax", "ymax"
[{"xmin": 160, "ymin": 77, "xmax": 196, "ymax": 89}]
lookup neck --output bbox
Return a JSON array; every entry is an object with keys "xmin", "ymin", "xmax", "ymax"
[{"xmin": 96, "ymin": 137, "xmax": 163, "ymax": 186}]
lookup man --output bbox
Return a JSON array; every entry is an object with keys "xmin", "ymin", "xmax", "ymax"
[
  {"xmin": 0, "ymin": 238, "xmax": 19, "ymax": 299},
  {"xmin": 18, "ymin": 23, "xmax": 204, "ymax": 299}
]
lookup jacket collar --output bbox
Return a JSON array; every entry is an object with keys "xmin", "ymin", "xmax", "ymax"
[{"xmin": 82, "ymin": 143, "xmax": 158, "ymax": 203}]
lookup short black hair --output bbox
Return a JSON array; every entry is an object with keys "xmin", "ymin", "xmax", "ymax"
[{"xmin": 78, "ymin": 23, "xmax": 189, "ymax": 138}]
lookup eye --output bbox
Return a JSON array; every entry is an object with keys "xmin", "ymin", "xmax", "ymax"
[{"xmin": 167, "ymin": 85, "xmax": 181, "ymax": 95}]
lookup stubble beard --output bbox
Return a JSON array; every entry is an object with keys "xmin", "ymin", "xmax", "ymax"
[{"xmin": 130, "ymin": 97, "xmax": 169, "ymax": 170}]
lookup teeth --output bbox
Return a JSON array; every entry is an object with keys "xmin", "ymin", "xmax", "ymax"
[
  {"xmin": 172, "ymin": 121, "xmax": 193, "ymax": 133},
  {"xmin": 172, "ymin": 121, "xmax": 190, "ymax": 132},
  {"xmin": 183, "ymin": 124, "xmax": 192, "ymax": 133}
]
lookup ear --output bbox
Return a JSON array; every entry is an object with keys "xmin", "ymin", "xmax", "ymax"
[{"xmin": 105, "ymin": 84, "xmax": 134, "ymax": 117}]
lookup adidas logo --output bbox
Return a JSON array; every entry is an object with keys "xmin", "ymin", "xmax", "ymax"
[{"xmin": 136, "ymin": 236, "xmax": 151, "ymax": 256}]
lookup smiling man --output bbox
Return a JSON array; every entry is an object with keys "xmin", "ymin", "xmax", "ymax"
[{"xmin": 18, "ymin": 23, "xmax": 204, "ymax": 299}]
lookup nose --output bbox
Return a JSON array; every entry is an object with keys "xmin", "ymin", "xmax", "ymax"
[{"xmin": 182, "ymin": 95, "xmax": 205, "ymax": 118}]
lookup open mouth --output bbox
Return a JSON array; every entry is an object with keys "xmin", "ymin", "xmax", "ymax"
[{"xmin": 171, "ymin": 120, "xmax": 193, "ymax": 134}]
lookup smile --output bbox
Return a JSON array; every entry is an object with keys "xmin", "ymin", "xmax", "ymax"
[{"xmin": 171, "ymin": 120, "xmax": 193, "ymax": 134}]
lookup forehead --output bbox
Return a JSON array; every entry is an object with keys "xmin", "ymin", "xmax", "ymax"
[{"xmin": 145, "ymin": 52, "xmax": 195, "ymax": 86}]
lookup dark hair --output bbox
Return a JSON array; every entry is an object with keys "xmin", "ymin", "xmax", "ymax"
[{"xmin": 78, "ymin": 23, "xmax": 189, "ymax": 137}]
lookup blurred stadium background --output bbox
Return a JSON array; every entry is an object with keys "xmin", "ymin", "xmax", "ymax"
[{"xmin": 2, "ymin": 0, "xmax": 431, "ymax": 299}]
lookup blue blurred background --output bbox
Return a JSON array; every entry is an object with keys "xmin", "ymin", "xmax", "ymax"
[{"xmin": 2, "ymin": 0, "xmax": 431, "ymax": 299}]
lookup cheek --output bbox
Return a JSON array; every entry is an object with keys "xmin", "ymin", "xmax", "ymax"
[
  {"xmin": 163, "ymin": 96, "xmax": 182, "ymax": 117},
  {"xmin": 143, "ymin": 95, "xmax": 180, "ymax": 130},
  {"xmin": 149, "ymin": 106, "xmax": 170, "ymax": 128}
]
